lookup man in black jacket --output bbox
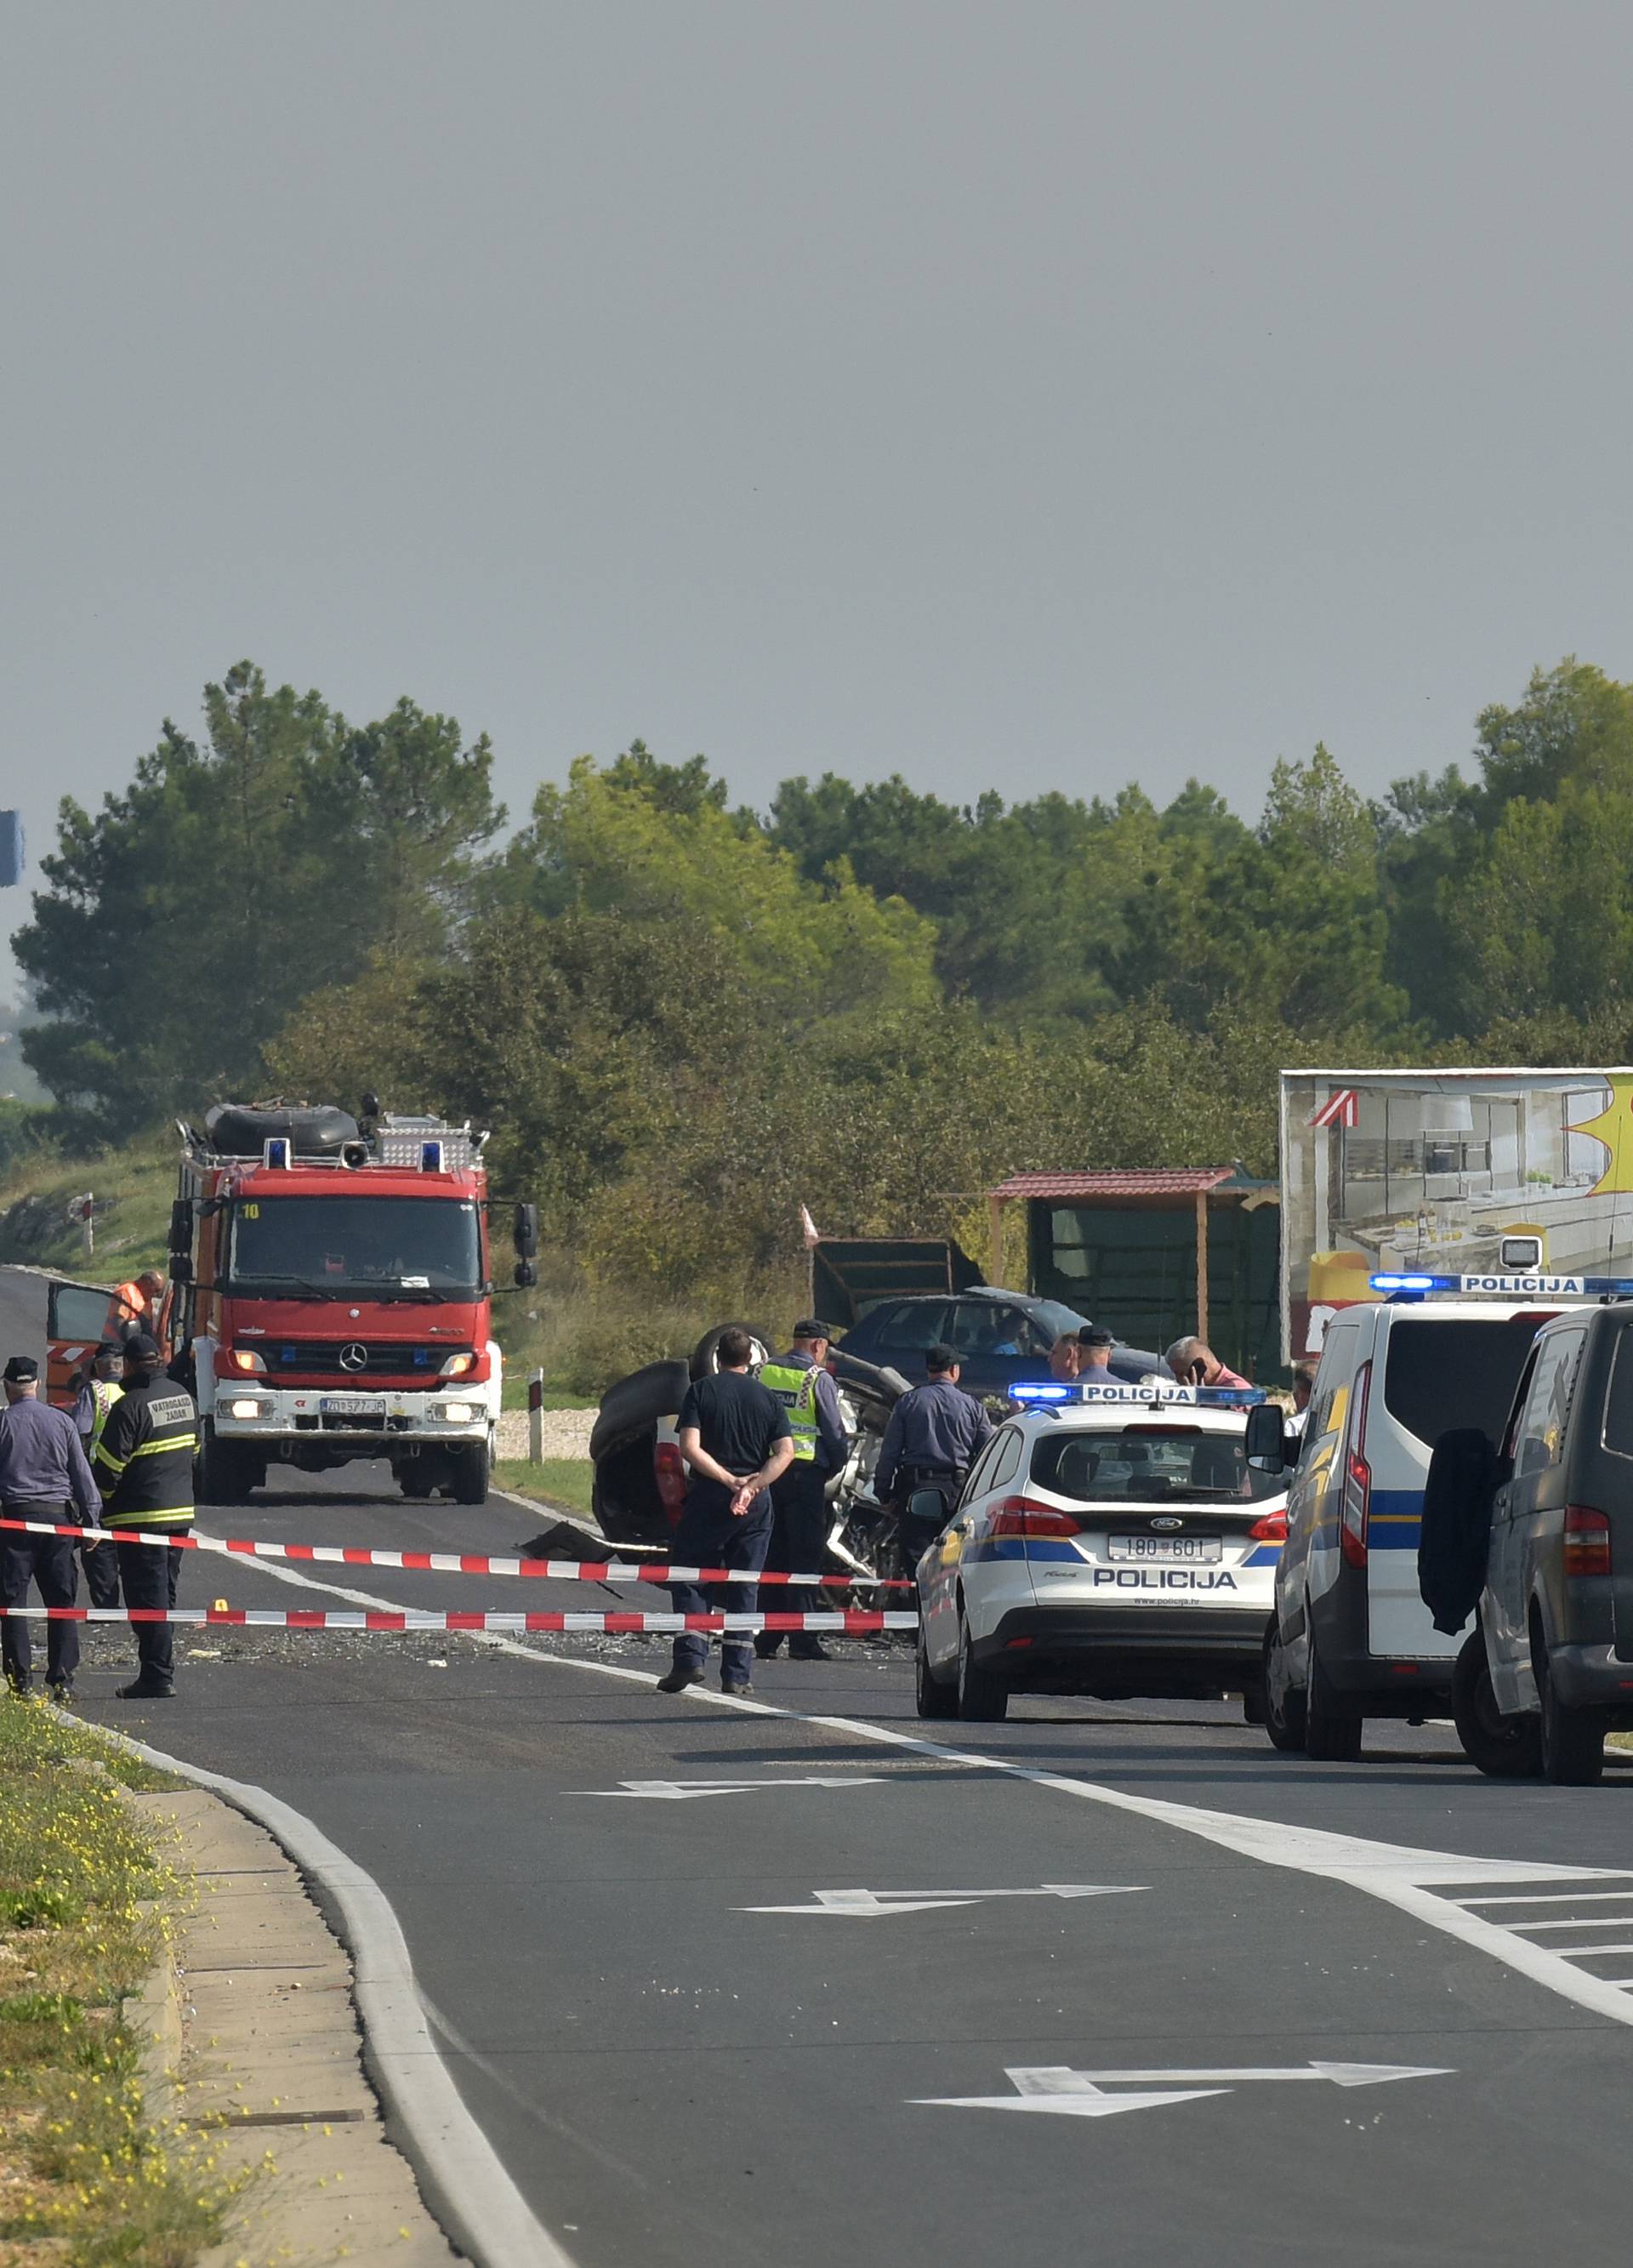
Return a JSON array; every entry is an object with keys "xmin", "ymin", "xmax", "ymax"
[{"xmin": 93, "ymin": 1333, "xmax": 197, "ymax": 1701}]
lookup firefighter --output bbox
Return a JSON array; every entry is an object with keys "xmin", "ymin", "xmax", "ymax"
[
  {"xmin": 106, "ymin": 1269, "xmax": 166, "ymax": 1345},
  {"xmin": 93, "ymin": 1332, "xmax": 197, "ymax": 1701},
  {"xmin": 754, "ymin": 1320, "xmax": 851, "ymax": 1664},
  {"xmin": 73, "ymin": 1342, "xmax": 124, "ymax": 1609}
]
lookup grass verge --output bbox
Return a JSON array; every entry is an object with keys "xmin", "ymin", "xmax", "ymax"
[
  {"xmin": 0, "ymin": 1701, "xmax": 257, "ymax": 2265},
  {"xmin": 492, "ymin": 1458, "xmax": 596, "ymax": 1521}
]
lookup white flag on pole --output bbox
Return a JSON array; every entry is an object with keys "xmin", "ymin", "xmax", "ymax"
[{"xmin": 799, "ymin": 1204, "xmax": 822, "ymax": 1247}]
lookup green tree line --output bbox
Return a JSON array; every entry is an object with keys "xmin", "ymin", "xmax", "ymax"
[{"xmin": 13, "ymin": 654, "xmax": 1633, "ymax": 1297}]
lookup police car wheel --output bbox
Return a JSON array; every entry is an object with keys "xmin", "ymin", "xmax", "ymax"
[
  {"xmin": 1538, "ymin": 1643, "xmax": 1605, "ymax": 1786},
  {"xmin": 1261, "ymin": 1623, "xmax": 1306, "ymax": 1753},
  {"xmin": 956, "ymin": 1607, "xmax": 1008, "ymax": 1722},
  {"xmin": 1303, "ymin": 1627, "xmax": 1362, "ymax": 1763},
  {"xmin": 915, "ymin": 1623, "xmax": 957, "ymax": 1718},
  {"xmin": 1451, "ymin": 1629, "xmax": 1541, "ymax": 1778}
]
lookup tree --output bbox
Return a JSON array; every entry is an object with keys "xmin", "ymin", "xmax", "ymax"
[{"xmin": 15, "ymin": 663, "xmax": 501, "ymax": 1125}]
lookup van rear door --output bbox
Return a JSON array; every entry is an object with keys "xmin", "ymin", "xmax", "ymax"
[
  {"xmin": 1369, "ymin": 1312, "xmax": 1547, "ymax": 1657},
  {"xmin": 45, "ymin": 1277, "xmax": 114, "ymax": 1409}
]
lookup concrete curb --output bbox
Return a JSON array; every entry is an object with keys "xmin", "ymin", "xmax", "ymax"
[{"xmin": 122, "ymin": 1747, "xmax": 574, "ymax": 2268}]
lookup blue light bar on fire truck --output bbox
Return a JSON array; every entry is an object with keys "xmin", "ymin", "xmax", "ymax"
[
  {"xmin": 1010, "ymin": 1381, "xmax": 1266, "ymax": 1408},
  {"xmin": 1371, "ymin": 1272, "xmax": 1633, "ymax": 1298}
]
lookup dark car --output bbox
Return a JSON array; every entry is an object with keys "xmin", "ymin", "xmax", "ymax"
[
  {"xmin": 1423, "ymin": 1301, "xmax": 1633, "ymax": 1786},
  {"xmin": 835, "ymin": 1288, "xmax": 1166, "ymax": 1400}
]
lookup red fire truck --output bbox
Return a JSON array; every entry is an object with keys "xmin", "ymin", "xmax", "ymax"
[{"xmin": 165, "ymin": 1102, "xmax": 537, "ymax": 1507}]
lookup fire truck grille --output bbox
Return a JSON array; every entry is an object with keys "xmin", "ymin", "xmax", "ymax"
[{"xmin": 266, "ymin": 1342, "xmax": 472, "ymax": 1377}]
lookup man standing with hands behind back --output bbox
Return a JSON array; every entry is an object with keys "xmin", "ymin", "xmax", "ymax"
[
  {"xmin": 0, "ymin": 1353, "xmax": 101, "ymax": 1701},
  {"xmin": 659, "ymin": 1330, "xmax": 794, "ymax": 1700}
]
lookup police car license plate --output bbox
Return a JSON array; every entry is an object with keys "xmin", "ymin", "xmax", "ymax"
[
  {"xmin": 321, "ymin": 1394, "xmax": 387, "ymax": 1416},
  {"xmin": 1109, "ymin": 1534, "xmax": 1221, "ymax": 1563}
]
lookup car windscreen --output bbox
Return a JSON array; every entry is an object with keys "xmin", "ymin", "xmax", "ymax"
[
  {"xmin": 225, "ymin": 1198, "xmax": 482, "ymax": 1295},
  {"xmin": 1030, "ymin": 1424, "xmax": 1283, "ymax": 1506},
  {"xmin": 1032, "ymin": 1299, "xmax": 1090, "ymax": 1339},
  {"xmin": 1380, "ymin": 1317, "xmax": 1546, "ymax": 1448}
]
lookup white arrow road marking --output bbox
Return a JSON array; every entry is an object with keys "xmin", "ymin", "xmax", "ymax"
[
  {"xmin": 736, "ymin": 1883, "xmax": 1145, "ymax": 1916},
  {"xmin": 574, "ymin": 1776, "xmax": 887, "ymax": 1800},
  {"xmin": 1017, "ymin": 2061, "xmax": 1454, "ymax": 2088},
  {"xmin": 915, "ymin": 2061, "xmax": 1452, "ymax": 2117}
]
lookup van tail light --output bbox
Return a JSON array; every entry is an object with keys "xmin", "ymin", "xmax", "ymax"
[
  {"xmin": 1340, "ymin": 1360, "xmax": 1372, "ymax": 1570},
  {"xmin": 654, "ymin": 1439, "xmax": 687, "ymax": 1526},
  {"xmin": 1564, "ymin": 1505, "xmax": 1612, "ymax": 1578},
  {"xmin": 989, "ymin": 1497, "xmax": 1081, "ymax": 1539},
  {"xmin": 1248, "ymin": 1507, "xmax": 1288, "ymax": 1544}
]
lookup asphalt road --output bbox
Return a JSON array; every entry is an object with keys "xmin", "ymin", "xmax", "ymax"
[{"xmin": 6, "ymin": 1268, "xmax": 1633, "ymax": 2265}]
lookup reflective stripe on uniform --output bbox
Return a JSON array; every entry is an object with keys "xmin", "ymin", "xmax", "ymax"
[
  {"xmin": 102, "ymin": 1508, "xmax": 193, "ymax": 1529},
  {"xmin": 128, "ymin": 1433, "xmax": 197, "ymax": 1457}
]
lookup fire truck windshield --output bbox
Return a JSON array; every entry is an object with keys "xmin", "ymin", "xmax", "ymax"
[{"xmin": 225, "ymin": 1197, "xmax": 483, "ymax": 1296}]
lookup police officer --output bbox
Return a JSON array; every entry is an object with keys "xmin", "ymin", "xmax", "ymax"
[
  {"xmin": 873, "ymin": 1342, "xmax": 994, "ymax": 1572},
  {"xmin": 658, "ymin": 1329, "xmax": 794, "ymax": 1699},
  {"xmin": 1075, "ymin": 1325, "xmax": 1116, "ymax": 1380},
  {"xmin": 0, "ymin": 1353, "xmax": 100, "ymax": 1700},
  {"xmin": 92, "ymin": 1332, "xmax": 197, "ymax": 1701},
  {"xmin": 755, "ymin": 1320, "xmax": 851, "ymax": 1665},
  {"xmin": 74, "ymin": 1342, "xmax": 124, "ymax": 1610}
]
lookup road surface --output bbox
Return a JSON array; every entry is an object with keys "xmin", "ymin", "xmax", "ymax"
[{"xmin": 3, "ymin": 1266, "xmax": 1631, "ymax": 2266}]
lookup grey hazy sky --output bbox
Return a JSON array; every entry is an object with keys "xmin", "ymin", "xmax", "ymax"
[{"xmin": 4, "ymin": 0, "xmax": 1631, "ymax": 988}]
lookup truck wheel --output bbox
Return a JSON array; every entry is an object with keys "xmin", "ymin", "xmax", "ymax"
[
  {"xmin": 196, "ymin": 1421, "xmax": 248, "ymax": 1507},
  {"xmin": 955, "ymin": 1606, "xmax": 1008, "ymax": 1722},
  {"xmin": 1303, "ymin": 1627, "xmax": 1362, "ymax": 1763},
  {"xmin": 1452, "ymin": 1630, "xmax": 1541, "ymax": 1778},
  {"xmin": 1538, "ymin": 1641, "xmax": 1605, "ymax": 1785},
  {"xmin": 916, "ymin": 1623, "xmax": 957, "ymax": 1718},
  {"xmin": 452, "ymin": 1440, "xmax": 491, "ymax": 1507},
  {"xmin": 1262, "ymin": 1622, "xmax": 1307, "ymax": 1752}
]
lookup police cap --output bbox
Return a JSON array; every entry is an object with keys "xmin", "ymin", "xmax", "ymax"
[
  {"xmin": 122, "ymin": 1331, "xmax": 162, "ymax": 1364},
  {"xmin": 925, "ymin": 1342, "xmax": 959, "ymax": 1374},
  {"xmin": 2, "ymin": 1354, "xmax": 38, "ymax": 1383}
]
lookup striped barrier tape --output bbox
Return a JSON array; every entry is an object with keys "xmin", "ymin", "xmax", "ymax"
[
  {"xmin": 0, "ymin": 1517, "xmax": 913, "ymax": 1589},
  {"xmin": 0, "ymin": 1606, "xmax": 918, "ymax": 1633}
]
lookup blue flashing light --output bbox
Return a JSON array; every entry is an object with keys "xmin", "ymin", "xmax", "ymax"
[
  {"xmin": 1010, "ymin": 1382, "xmax": 1072, "ymax": 1401},
  {"xmin": 1370, "ymin": 1273, "xmax": 1450, "ymax": 1293},
  {"xmin": 262, "ymin": 1137, "xmax": 291, "ymax": 1170}
]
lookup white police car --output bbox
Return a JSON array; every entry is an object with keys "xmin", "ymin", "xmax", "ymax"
[{"xmin": 913, "ymin": 1381, "xmax": 1287, "ymax": 1723}]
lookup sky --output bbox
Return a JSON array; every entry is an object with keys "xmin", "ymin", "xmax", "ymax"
[{"xmin": 4, "ymin": 0, "xmax": 1632, "ymax": 996}]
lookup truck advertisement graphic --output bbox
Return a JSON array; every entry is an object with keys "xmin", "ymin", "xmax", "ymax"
[{"xmin": 1279, "ymin": 1067, "xmax": 1633, "ymax": 1361}]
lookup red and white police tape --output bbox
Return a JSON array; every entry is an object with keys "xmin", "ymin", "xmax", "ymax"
[
  {"xmin": 0, "ymin": 1516, "xmax": 911, "ymax": 1589},
  {"xmin": 0, "ymin": 1606, "xmax": 918, "ymax": 1632}
]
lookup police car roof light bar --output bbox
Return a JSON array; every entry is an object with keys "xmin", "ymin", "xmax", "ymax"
[
  {"xmin": 1369, "ymin": 1271, "xmax": 1633, "ymax": 1300},
  {"xmin": 1010, "ymin": 1380, "xmax": 1266, "ymax": 1408}
]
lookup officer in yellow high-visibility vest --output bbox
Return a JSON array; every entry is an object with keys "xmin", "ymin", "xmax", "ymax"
[
  {"xmin": 72, "ymin": 1341, "xmax": 124, "ymax": 1610},
  {"xmin": 755, "ymin": 1320, "xmax": 850, "ymax": 1665}
]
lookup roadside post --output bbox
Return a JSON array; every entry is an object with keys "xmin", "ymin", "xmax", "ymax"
[{"xmin": 528, "ymin": 1367, "xmax": 544, "ymax": 1462}]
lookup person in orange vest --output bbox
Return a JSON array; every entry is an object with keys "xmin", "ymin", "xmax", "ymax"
[{"xmin": 106, "ymin": 1269, "xmax": 166, "ymax": 1345}]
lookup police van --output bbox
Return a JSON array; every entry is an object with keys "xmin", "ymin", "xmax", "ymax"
[{"xmin": 1247, "ymin": 1251, "xmax": 1571, "ymax": 1760}]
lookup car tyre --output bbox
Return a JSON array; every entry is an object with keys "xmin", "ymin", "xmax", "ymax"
[
  {"xmin": 1303, "ymin": 1626, "xmax": 1362, "ymax": 1763},
  {"xmin": 915, "ymin": 1621, "xmax": 958, "ymax": 1718},
  {"xmin": 1451, "ymin": 1629, "xmax": 1541, "ymax": 1778},
  {"xmin": 1538, "ymin": 1638, "xmax": 1604, "ymax": 1786},
  {"xmin": 689, "ymin": 1324, "xmax": 773, "ymax": 1382},
  {"xmin": 955, "ymin": 1607, "xmax": 1008, "ymax": 1722},
  {"xmin": 1262, "ymin": 1622, "xmax": 1307, "ymax": 1753}
]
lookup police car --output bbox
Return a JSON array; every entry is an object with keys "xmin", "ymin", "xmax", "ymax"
[{"xmin": 913, "ymin": 1381, "xmax": 1286, "ymax": 1723}]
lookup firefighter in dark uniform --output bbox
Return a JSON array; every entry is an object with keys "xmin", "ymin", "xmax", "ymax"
[
  {"xmin": 92, "ymin": 1331, "xmax": 197, "ymax": 1701},
  {"xmin": 873, "ymin": 1342, "xmax": 994, "ymax": 1575},
  {"xmin": 74, "ymin": 1341, "xmax": 125, "ymax": 1610}
]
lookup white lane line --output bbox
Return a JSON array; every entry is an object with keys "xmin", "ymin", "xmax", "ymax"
[
  {"xmin": 1505, "ymin": 1917, "xmax": 1633, "ymax": 1933},
  {"xmin": 182, "ymin": 1527, "xmax": 1633, "ymax": 2028},
  {"xmin": 1454, "ymin": 1888, "xmax": 1633, "ymax": 1906},
  {"xmin": 118, "ymin": 1728, "xmax": 576, "ymax": 2268}
]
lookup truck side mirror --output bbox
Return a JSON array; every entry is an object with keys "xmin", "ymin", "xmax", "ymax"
[
  {"xmin": 168, "ymin": 1198, "xmax": 192, "ymax": 1256},
  {"xmin": 514, "ymin": 1258, "xmax": 538, "ymax": 1289},
  {"xmin": 514, "ymin": 1202, "xmax": 539, "ymax": 1260},
  {"xmin": 169, "ymin": 1251, "xmax": 193, "ymax": 1284},
  {"xmin": 1244, "ymin": 1403, "xmax": 1288, "ymax": 1473}
]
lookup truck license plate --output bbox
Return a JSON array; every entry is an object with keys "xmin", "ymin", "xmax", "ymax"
[
  {"xmin": 1108, "ymin": 1534, "xmax": 1221, "ymax": 1563},
  {"xmin": 320, "ymin": 1394, "xmax": 387, "ymax": 1416}
]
